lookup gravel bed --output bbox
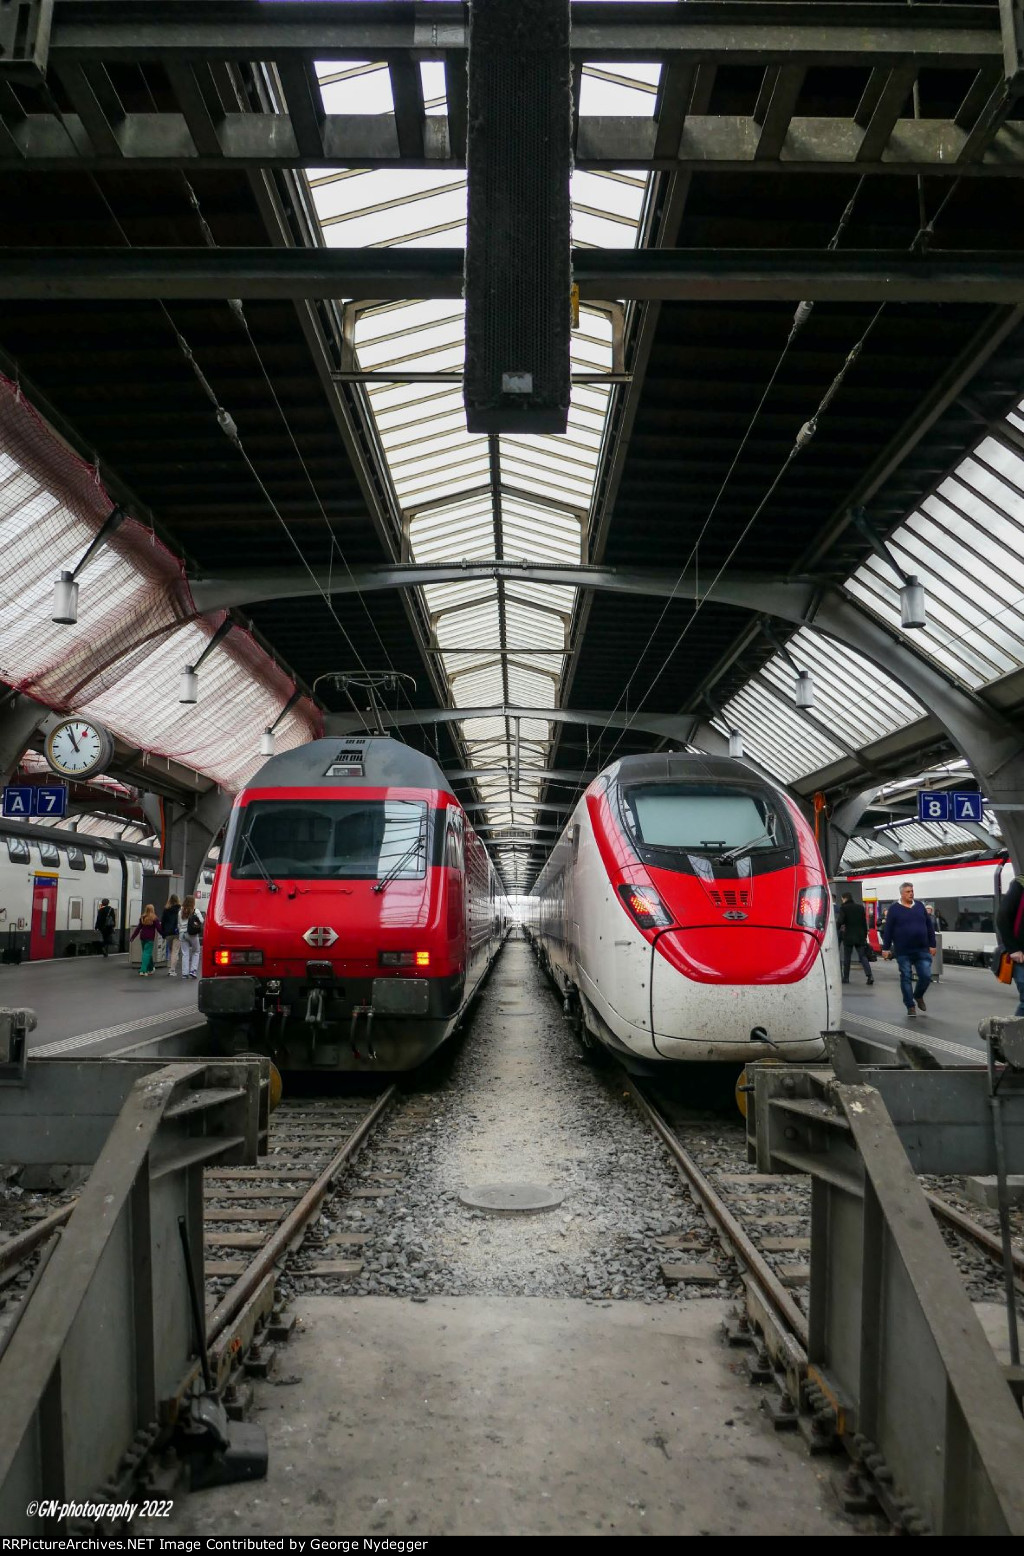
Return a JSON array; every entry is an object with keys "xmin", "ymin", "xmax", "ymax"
[{"xmin": 283, "ymin": 938, "xmax": 739, "ymax": 1304}]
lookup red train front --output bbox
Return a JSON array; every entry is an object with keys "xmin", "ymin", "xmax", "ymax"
[{"xmin": 199, "ymin": 736, "xmax": 508, "ymax": 1071}]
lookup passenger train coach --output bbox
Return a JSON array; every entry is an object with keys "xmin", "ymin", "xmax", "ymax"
[
  {"xmin": 529, "ymin": 753, "xmax": 839, "ymax": 1068},
  {"xmin": 198, "ymin": 736, "xmax": 510, "ymax": 1072},
  {"xmin": 0, "ymin": 817, "xmax": 213, "ymax": 961},
  {"xmin": 839, "ymin": 855, "xmax": 1016, "ymax": 966}
]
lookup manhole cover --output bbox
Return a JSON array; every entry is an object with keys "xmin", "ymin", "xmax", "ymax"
[{"xmin": 458, "ymin": 1182, "xmax": 565, "ymax": 1215}]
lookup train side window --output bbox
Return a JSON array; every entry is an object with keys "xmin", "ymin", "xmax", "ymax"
[
  {"xmin": 570, "ymin": 823, "xmax": 580, "ymax": 860},
  {"xmin": 202, "ymin": 869, "xmax": 215, "ymax": 886},
  {"xmin": 445, "ymin": 813, "xmax": 465, "ymax": 870},
  {"xmin": 67, "ymin": 896, "xmax": 83, "ymax": 930},
  {"xmin": 66, "ymin": 846, "xmax": 86, "ymax": 871},
  {"xmin": 92, "ymin": 851, "xmax": 109, "ymax": 874},
  {"xmin": 6, "ymin": 837, "xmax": 29, "ymax": 864},
  {"xmin": 131, "ymin": 861, "xmax": 142, "ymax": 888},
  {"xmin": 37, "ymin": 840, "xmax": 59, "ymax": 867}
]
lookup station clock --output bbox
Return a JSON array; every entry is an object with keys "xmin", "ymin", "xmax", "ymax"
[{"xmin": 43, "ymin": 718, "xmax": 116, "ymax": 780}]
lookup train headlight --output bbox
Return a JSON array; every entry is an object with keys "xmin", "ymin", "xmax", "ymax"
[
  {"xmin": 617, "ymin": 884, "xmax": 673, "ymax": 929},
  {"xmin": 795, "ymin": 886, "xmax": 829, "ymax": 934}
]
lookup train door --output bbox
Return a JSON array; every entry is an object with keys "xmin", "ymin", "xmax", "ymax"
[{"xmin": 29, "ymin": 876, "xmax": 57, "ymax": 960}]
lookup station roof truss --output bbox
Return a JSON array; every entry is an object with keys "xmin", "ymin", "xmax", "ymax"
[{"xmin": 3, "ymin": 2, "xmax": 1024, "ymax": 885}]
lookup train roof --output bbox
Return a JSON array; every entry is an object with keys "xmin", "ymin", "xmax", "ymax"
[
  {"xmin": 246, "ymin": 736, "xmax": 454, "ymax": 796},
  {"xmin": 602, "ymin": 752, "xmax": 774, "ymax": 787}
]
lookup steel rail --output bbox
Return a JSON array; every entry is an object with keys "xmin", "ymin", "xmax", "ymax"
[
  {"xmin": 626, "ymin": 1078, "xmax": 809, "ymax": 1349},
  {"xmin": 925, "ymin": 1188, "xmax": 1024, "ymax": 1283},
  {"xmin": 0, "ymin": 1201, "xmax": 76, "ymax": 1278},
  {"xmin": 206, "ymin": 1084, "xmax": 397, "ymax": 1345}
]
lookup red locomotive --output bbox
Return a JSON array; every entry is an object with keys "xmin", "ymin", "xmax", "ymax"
[{"xmin": 199, "ymin": 736, "xmax": 509, "ymax": 1071}]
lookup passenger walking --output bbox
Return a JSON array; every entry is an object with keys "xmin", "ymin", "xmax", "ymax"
[
  {"xmin": 996, "ymin": 871, "xmax": 1024, "ymax": 1018},
  {"xmin": 180, "ymin": 895, "xmax": 203, "ymax": 980},
  {"xmin": 838, "ymin": 893, "xmax": 874, "ymax": 986},
  {"xmin": 95, "ymin": 898, "xmax": 116, "ymax": 958},
  {"xmin": 161, "ymin": 894, "xmax": 182, "ymax": 976},
  {"xmin": 131, "ymin": 904, "xmax": 159, "ymax": 977},
  {"xmin": 881, "ymin": 881, "xmax": 936, "ymax": 1015}
]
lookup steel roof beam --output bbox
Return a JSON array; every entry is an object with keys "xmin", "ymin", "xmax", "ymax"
[
  {"xmin": 13, "ymin": 248, "xmax": 1024, "ymax": 302},
  {"xmin": 11, "ymin": 110, "xmax": 1024, "ymax": 172},
  {"xmin": 37, "ymin": 2, "xmax": 1002, "ymax": 64}
]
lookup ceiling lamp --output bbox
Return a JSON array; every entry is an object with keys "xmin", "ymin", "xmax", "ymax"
[
  {"xmin": 179, "ymin": 619, "xmax": 235, "ymax": 706},
  {"xmin": 52, "ymin": 504, "xmax": 125, "ymax": 626},
  {"xmin": 900, "ymin": 576, "xmax": 927, "ymax": 630},
  {"xmin": 728, "ymin": 729, "xmax": 744, "ymax": 760},
  {"xmin": 794, "ymin": 669, "xmax": 815, "ymax": 709}
]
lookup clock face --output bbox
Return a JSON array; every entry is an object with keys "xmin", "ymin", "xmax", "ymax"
[{"xmin": 45, "ymin": 720, "xmax": 113, "ymax": 779}]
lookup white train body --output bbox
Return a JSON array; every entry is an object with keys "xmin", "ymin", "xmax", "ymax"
[
  {"xmin": 0, "ymin": 819, "xmax": 213, "ymax": 961},
  {"xmin": 531, "ymin": 754, "xmax": 839, "ymax": 1067},
  {"xmin": 841, "ymin": 856, "xmax": 1016, "ymax": 966}
]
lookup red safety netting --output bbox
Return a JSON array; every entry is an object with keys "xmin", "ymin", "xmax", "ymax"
[{"xmin": 0, "ymin": 373, "xmax": 322, "ymax": 791}]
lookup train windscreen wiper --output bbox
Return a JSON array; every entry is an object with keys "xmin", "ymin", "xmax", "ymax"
[
  {"xmin": 372, "ymin": 828, "xmax": 426, "ymax": 894},
  {"xmin": 239, "ymin": 831, "xmax": 279, "ymax": 893},
  {"xmin": 718, "ymin": 830, "xmax": 775, "ymax": 865}
]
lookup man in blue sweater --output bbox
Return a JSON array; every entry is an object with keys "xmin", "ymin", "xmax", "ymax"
[{"xmin": 881, "ymin": 881, "xmax": 937, "ymax": 1015}]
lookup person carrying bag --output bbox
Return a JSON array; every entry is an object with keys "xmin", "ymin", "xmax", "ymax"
[
  {"xmin": 180, "ymin": 894, "xmax": 203, "ymax": 980},
  {"xmin": 993, "ymin": 874, "xmax": 1024, "ymax": 1016}
]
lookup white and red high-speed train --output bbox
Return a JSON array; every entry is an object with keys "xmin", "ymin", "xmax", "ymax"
[{"xmin": 529, "ymin": 753, "xmax": 839, "ymax": 1067}]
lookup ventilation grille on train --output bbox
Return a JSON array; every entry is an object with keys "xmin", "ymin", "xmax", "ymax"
[{"xmin": 708, "ymin": 888, "xmax": 750, "ymax": 909}]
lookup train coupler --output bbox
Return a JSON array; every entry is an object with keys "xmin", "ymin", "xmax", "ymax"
[{"xmin": 350, "ymin": 1004, "xmax": 377, "ymax": 1061}]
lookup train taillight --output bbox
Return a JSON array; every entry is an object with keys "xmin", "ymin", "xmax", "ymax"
[
  {"xmin": 214, "ymin": 948, "xmax": 264, "ymax": 966},
  {"xmin": 379, "ymin": 950, "xmax": 431, "ymax": 968},
  {"xmin": 617, "ymin": 884, "xmax": 673, "ymax": 929},
  {"xmin": 796, "ymin": 886, "xmax": 829, "ymax": 934}
]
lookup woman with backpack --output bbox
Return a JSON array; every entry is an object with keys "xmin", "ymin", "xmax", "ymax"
[
  {"xmin": 130, "ymin": 904, "xmax": 160, "ymax": 977},
  {"xmin": 161, "ymin": 894, "xmax": 182, "ymax": 976},
  {"xmin": 996, "ymin": 873, "xmax": 1024, "ymax": 1017},
  {"xmin": 180, "ymin": 894, "xmax": 204, "ymax": 980}
]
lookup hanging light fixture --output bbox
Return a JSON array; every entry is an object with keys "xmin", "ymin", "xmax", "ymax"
[
  {"xmin": 178, "ymin": 618, "xmax": 235, "ymax": 708},
  {"xmin": 179, "ymin": 665, "xmax": 199, "ymax": 704},
  {"xmin": 259, "ymin": 688, "xmax": 303, "ymax": 758},
  {"xmin": 52, "ymin": 505, "xmax": 126, "ymax": 626},
  {"xmin": 900, "ymin": 575, "xmax": 927, "ymax": 629},
  {"xmin": 52, "ymin": 570, "xmax": 80, "ymax": 626},
  {"xmin": 795, "ymin": 669, "xmax": 815, "ymax": 709},
  {"xmin": 728, "ymin": 729, "xmax": 744, "ymax": 759}
]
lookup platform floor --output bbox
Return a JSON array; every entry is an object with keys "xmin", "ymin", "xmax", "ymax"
[
  {"xmin": 0, "ymin": 952, "xmax": 200, "ymax": 1057},
  {"xmin": 4, "ymin": 946, "xmax": 1014, "ymax": 1065},
  {"xmin": 151, "ymin": 1295, "xmax": 858, "ymax": 1538},
  {"xmin": 841, "ymin": 958, "xmax": 1018, "ymax": 1064}
]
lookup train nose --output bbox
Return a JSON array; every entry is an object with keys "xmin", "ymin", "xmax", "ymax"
[{"xmin": 653, "ymin": 926, "xmax": 821, "ymax": 984}]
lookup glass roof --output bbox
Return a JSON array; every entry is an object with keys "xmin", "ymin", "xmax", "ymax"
[
  {"xmin": 308, "ymin": 60, "xmax": 655, "ymax": 888},
  {"xmin": 0, "ymin": 374, "xmax": 320, "ymax": 794},
  {"xmin": 720, "ymin": 402, "xmax": 1024, "ymax": 792}
]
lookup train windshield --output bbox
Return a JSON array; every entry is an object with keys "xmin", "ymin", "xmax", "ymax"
[
  {"xmin": 230, "ymin": 799, "xmax": 428, "ymax": 881},
  {"xmin": 620, "ymin": 784, "xmax": 789, "ymax": 863}
]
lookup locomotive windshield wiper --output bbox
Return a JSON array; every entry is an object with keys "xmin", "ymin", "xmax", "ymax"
[
  {"xmin": 718, "ymin": 830, "xmax": 775, "ymax": 864},
  {"xmin": 240, "ymin": 831, "xmax": 279, "ymax": 893},
  {"xmin": 372, "ymin": 829, "xmax": 426, "ymax": 894}
]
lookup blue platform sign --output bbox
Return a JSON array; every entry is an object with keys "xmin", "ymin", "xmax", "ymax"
[
  {"xmin": 1, "ymin": 785, "xmax": 33, "ymax": 819},
  {"xmin": 1, "ymin": 784, "xmax": 68, "ymax": 819},
  {"xmin": 917, "ymin": 790, "xmax": 984, "ymax": 824},
  {"xmin": 33, "ymin": 785, "xmax": 68, "ymax": 819},
  {"xmin": 917, "ymin": 791, "xmax": 949, "ymax": 822},
  {"xmin": 951, "ymin": 790, "xmax": 984, "ymax": 823}
]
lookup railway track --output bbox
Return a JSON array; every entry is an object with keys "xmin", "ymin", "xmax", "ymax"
[
  {"xmin": 629, "ymin": 1074, "xmax": 1024, "ymax": 1532},
  {"xmin": 0, "ymin": 1087, "xmax": 400, "ymax": 1374}
]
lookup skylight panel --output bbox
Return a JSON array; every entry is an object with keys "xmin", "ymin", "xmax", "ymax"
[
  {"xmin": 315, "ymin": 61, "xmax": 394, "ymax": 115},
  {"xmin": 578, "ymin": 63, "xmax": 660, "ymax": 118}
]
